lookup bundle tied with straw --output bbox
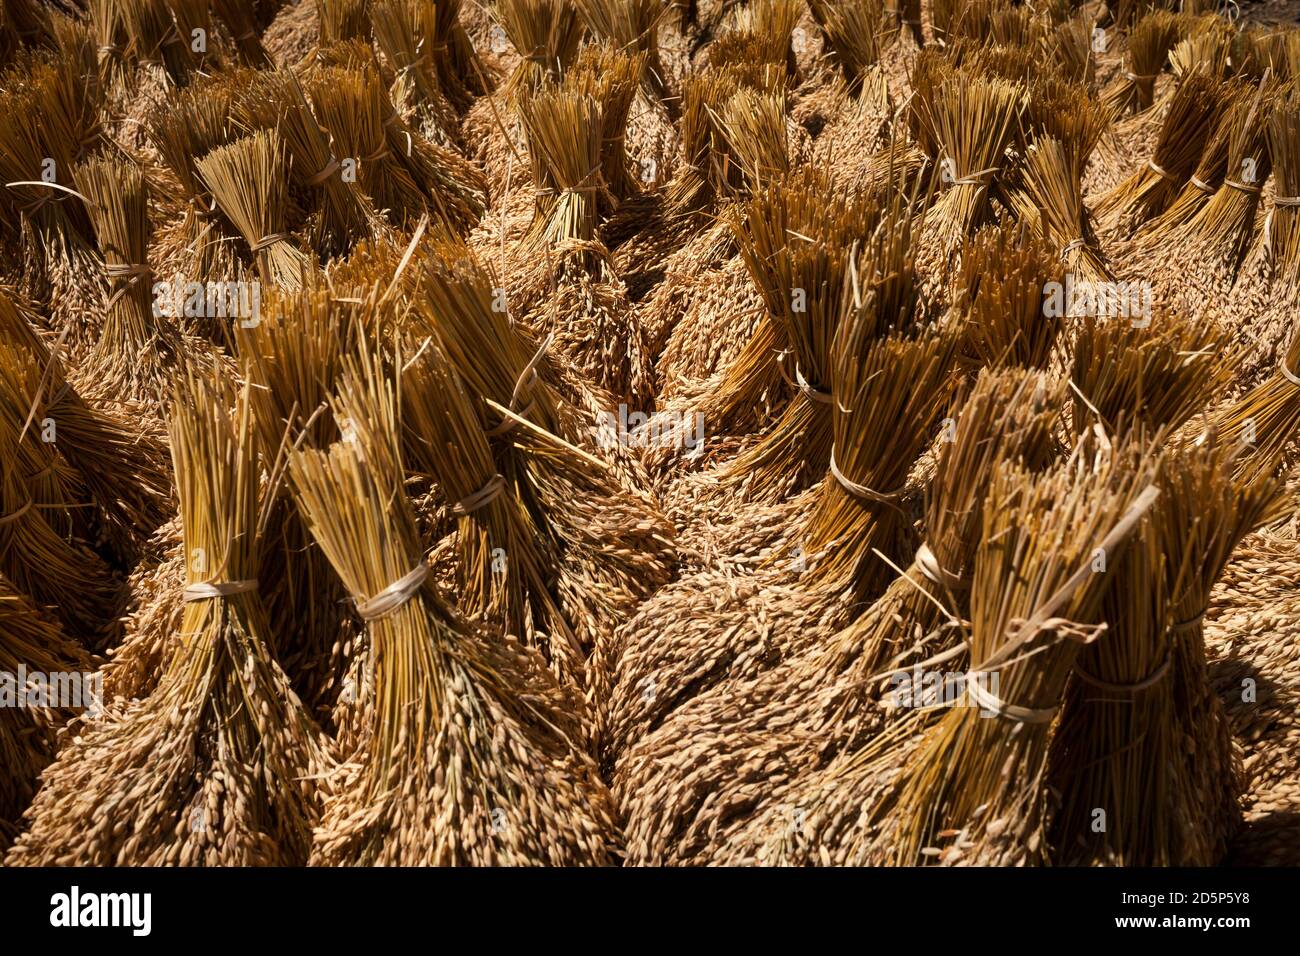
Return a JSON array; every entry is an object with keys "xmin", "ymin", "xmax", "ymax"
[
  {"xmin": 1007, "ymin": 79, "xmax": 1114, "ymax": 286},
  {"xmin": 0, "ymin": 579, "xmax": 96, "ymax": 847},
  {"xmin": 496, "ymin": 0, "xmax": 585, "ymax": 97},
  {"xmin": 1096, "ymin": 72, "xmax": 1221, "ymax": 238},
  {"xmin": 575, "ymin": 0, "xmax": 672, "ymax": 112},
  {"xmin": 808, "ymin": 0, "xmax": 887, "ymax": 92},
  {"xmin": 196, "ymin": 129, "xmax": 313, "ymax": 293},
  {"xmin": 517, "ymin": 78, "xmax": 652, "ymax": 405},
  {"xmin": 74, "ymin": 155, "xmax": 181, "ymax": 403},
  {"xmin": 718, "ymin": 168, "xmax": 880, "ymax": 501},
  {"xmin": 370, "ymin": 0, "xmax": 456, "ymax": 135},
  {"xmin": 1049, "ymin": 440, "xmax": 1281, "ymax": 865},
  {"xmin": 0, "ymin": 290, "xmax": 171, "ymax": 560},
  {"xmin": 1069, "ymin": 311, "xmax": 1234, "ymax": 441},
  {"xmin": 1213, "ymin": 329, "xmax": 1300, "ymax": 489},
  {"xmin": 1101, "ymin": 10, "xmax": 1180, "ymax": 116},
  {"xmin": 316, "ymin": 0, "xmax": 370, "ymax": 44},
  {"xmin": 855, "ymin": 433, "xmax": 1163, "ymax": 866},
  {"xmin": 401, "ymin": 342, "xmax": 585, "ymax": 695},
  {"xmin": 211, "ymin": 0, "xmax": 272, "ymax": 67},
  {"xmin": 918, "ymin": 72, "xmax": 1026, "ymax": 249},
  {"xmin": 1266, "ymin": 83, "xmax": 1300, "ymax": 289},
  {"xmin": 287, "ymin": 355, "xmax": 618, "ymax": 865},
  {"xmin": 565, "ymin": 42, "xmax": 648, "ymax": 208},
  {"xmin": 5, "ymin": 373, "xmax": 329, "ymax": 866}
]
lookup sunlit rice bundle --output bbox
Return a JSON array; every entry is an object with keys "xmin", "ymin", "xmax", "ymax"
[
  {"xmin": 564, "ymin": 42, "xmax": 648, "ymax": 207},
  {"xmin": 370, "ymin": 0, "xmax": 454, "ymax": 130},
  {"xmin": 119, "ymin": 0, "xmax": 202, "ymax": 85},
  {"xmin": 1265, "ymin": 85, "xmax": 1300, "ymax": 288},
  {"xmin": 520, "ymin": 82, "xmax": 604, "ymax": 267},
  {"xmin": 575, "ymin": 0, "xmax": 671, "ymax": 110},
  {"xmin": 1069, "ymin": 311, "xmax": 1234, "ymax": 440},
  {"xmin": 1175, "ymin": 78, "xmax": 1277, "ymax": 283},
  {"xmin": 306, "ymin": 66, "xmax": 432, "ymax": 228},
  {"xmin": 1101, "ymin": 10, "xmax": 1180, "ymax": 116},
  {"xmin": 74, "ymin": 155, "xmax": 181, "ymax": 404},
  {"xmin": 1167, "ymin": 15, "xmax": 1235, "ymax": 84},
  {"xmin": 808, "ymin": 0, "xmax": 885, "ymax": 91},
  {"xmin": 1213, "ymin": 330, "xmax": 1300, "ymax": 488},
  {"xmin": 801, "ymin": 329, "xmax": 959, "ymax": 607},
  {"xmin": 858, "ymin": 435, "xmax": 1162, "ymax": 866},
  {"xmin": 5, "ymin": 373, "xmax": 329, "ymax": 866},
  {"xmin": 496, "ymin": 0, "xmax": 585, "ymax": 97},
  {"xmin": 724, "ymin": 0, "xmax": 801, "ymax": 75},
  {"xmin": 196, "ymin": 130, "xmax": 313, "ymax": 293},
  {"xmin": 918, "ymin": 73, "xmax": 1025, "ymax": 248},
  {"xmin": 401, "ymin": 343, "xmax": 585, "ymax": 693},
  {"xmin": 0, "ymin": 291, "xmax": 172, "ymax": 561},
  {"xmin": 430, "ymin": 0, "xmax": 490, "ymax": 112},
  {"xmin": 287, "ymin": 359, "xmax": 618, "ymax": 865},
  {"xmin": 1095, "ymin": 72, "xmax": 1221, "ymax": 238},
  {"xmin": 315, "ymin": 0, "xmax": 370, "ymax": 43},
  {"xmin": 953, "ymin": 224, "xmax": 1062, "ymax": 372},
  {"xmin": 718, "ymin": 169, "xmax": 879, "ymax": 500}
]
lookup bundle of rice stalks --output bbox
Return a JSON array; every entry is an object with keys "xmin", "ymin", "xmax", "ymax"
[
  {"xmin": 565, "ymin": 42, "xmax": 648, "ymax": 207},
  {"xmin": 1167, "ymin": 14, "xmax": 1236, "ymax": 83},
  {"xmin": 249, "ymin": 69, "xmax": 379, "ymax": 258},
  {"xmin": 953, "ymin": 224, "xmax": 1062, "ymax": 372},
  {"xmin": 1049, "ymin": 440, "xmax": 1281, "ymax": 864},
  {"xmin": 1213, "ymin": 331, "xmax": 1300, "ymax": 489},
  {"xmin": 855, "ymin": 434, "xmax": 1163, "ymax": 865},
  {"xmin": 1101, "ymin": 10, "xmax": 1180, "ymax": 116},
  {"xmin": 1095, "ymin": 72, "xmax": 1221, "ymax": 238},
  {"xmin": 917, "ymin": 72, "xmax": 1025, "ymax": 249},
  {"xmin": 212, "ymin": 0, "xmax": 273, "ymax": 67},
  {"xmin": 234, "ymin": 286, "xmax": 366, "ymax": 713},
  {"xmin": 808, "ymin": 0, "xmax": 886, "ymax": 92},
  {"xmin": 5, "ymin": 373, "xmax": 328, "ymax": 866},
  {"xmin": 74, "ymin": 155, "xmax": 183, "ymax": 403},
  {"xmin": 119, "ymin": 0, "xmax": 206, "ymax": 85},
  {"xmin": 370, "ymin": 0, "xmax": 456, "ymax": 134},
  {"xmin": 1070, "ymin": 311, "xmax": 1234, "ymax": 440},
  {"xmin": 0, "ymin": 290, "xmax": 171, "ymax": 560},
  {"xmin": 316, "ymin": 0, "xmax": 370, "ymax": 44},
  {"xmin": 401, "ymin": 342, "xmax": 585, "ymax": 692},
  {"xmin": 1009, "ymin": 80, "xmax": 1113, "ymax": 284},
  {"xmin": 1042, "ymin": 14, "xmax": 1095, "ymax": 87},
  {"xmin": 1266, "ymin": 84, "xmax": 1300, "ymax": 288},
  {"xmin": 144, "ymin": 77, "xmax": 246, "ymax": 282},
  {"xmin": 196, "ymin": 129, "xmax": 313, "ymax": 293},
  {"xmin": 576, "ymin": 0, "xmax": 670, "ymax": 109},
  {"xmin": 286, "ymin": 355, "xmax": 618, "ymax": 865},
  {"xmin": 717, "ymin": 169, "xmax": 879, "ymax": 500},
  {"xmin": 0, "ymin": 579, "xmax": 96, "ymax": 844},
  {"xmin": 1171, "ymin": 76, "xmax": 1277, "ymax": 286},
  {"xmin": 430, "ymin": 0, "xmax": 490, "ymax": 111},
  {"xmin": 801, "ymin": 328, "xmax": 960, "ymax": 607},
  {"xmin": 496, "ymin": 0, "xmax": 585, "ymax": 96}
]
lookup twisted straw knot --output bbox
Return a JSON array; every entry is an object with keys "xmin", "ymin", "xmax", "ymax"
[
  {"xmin": 535, "ymin": 165, "xmax": 608, "ymax": 200},
  {"xmin": 915, "ymin": 542, "xmax": 967, "ymax": 592},
  {"xmin": 964, "ymin": 676, "xmax": 1057, "ymax": 724},
  {"xmin": 1274, "ymin": 194, "xmax": 1300, "ymax": 207},
  {"xmin": 949, "ymin": 165, "xmax": 1000, "ymax": 188},
  {"xmin": 306, "ymin": 156, "xmax": 341, "ymax": 186},
  {"xmin": 0, "ymin": 498, "xmax": 34, "ymax": 527},
  {"xmin": 98, "ymin": 44, "xmax": 122, "ymax": 55},
  {"xmin": 1281, "ymin": 359, "xmax": 1300, "ymax": 387},
  {"xmin": 248, "ymin": 232, "xmax": 291, "ymax": 253},
  {"xmin": 486, "ymin": 333, "xmax": 550, "ymax": 437},
  {"xmin": 104, "ymin": 262, "xmax": 153, "ymax": 310},
  {"xmin": 1224, "ymin": 178, "xmax": 1261, "ymax": 195},
  {"xmin": 1146, "ymin": 158, "xmax": 1177, "ymax": 181},
  {"xmin": 361, "ymin": 140, "xmax": 391, "ymax": 162},
  {"xmin": 775, "ymin": 351, "xmax": 832, "ymax": 405},
  {"xmin": 1123, "ymin": 71, "xmax": 1158, "ymax": 82},
  {"xmin": 183, "ymin": 579, "xmax": 259, "ymax": 603},
  {"xmin": 1073, "ymin": 650, "xmax": 1172, "ymax": 696},
  {"xmin": 452, "ymin": 474, "xmax": 506, "ymax": 516},
  {"xmin": 1189, "ymin": 175, "xmax": 1216, "ymax": 194},
  {"xmin": 1171, "ymin": 608, "xmax": 1207, "ymax": 632},
  {"xmin": 1059, "ymin": 238, "xmax": 1086, "ymax": 259},
  {"xmin": 355, "ymin": 563, "xmax": 429, "ymax": 621},
  {"xmin": 828, "ymin": 446, "xmax": 906, "ymax": 513}
]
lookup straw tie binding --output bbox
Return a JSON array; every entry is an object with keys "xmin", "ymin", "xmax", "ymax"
[
  {"xmin": 949, "ymin": 166, "xmax": 1000, "ymax": 188},
  {"xmin": 249, "ymin": 232, "xmax": 292, "ymax": 253},
  {"xmin": 1274, "ymin": 195, "xmax": 1300, "ymax": 207},
  {"xmin": 356, "ymin": 563, "xmax": 430, "ymax": 621},
  {"xmin": 1224, "ymin": 178, "xmax": 1262, "ymax": 195},
  {"xmin": 452, "ymin": 474, "xmax": 506, "ymax": 516},
  {"xmin": 183, "ymin": 580, "xmax": 259, "ymax": 602},
  {"xmin": 307, "ymin": 157, "xmax": 341, "ymax": 187},
  {"xmin": 1059, "ymin": 238, "xmax": 1086, "ymax": 259},
  {"xmin": 829, "ymin": 446, "xmax": 905, "ymax": 510},
  {"xmin": 1189, "ymin": 176, "xmax": 1216, "ymax": 194},
  {"xmin": 486, "ymin": 333, "xmax": 551, "ymax": 437},
  {"xmin": 776, "ymin": 351, "xmax": 832, "ymax": 405},
  {"xmin": 915, "ymin": 542, "xmax": 967, "ymax": 592},
  {"xmin": 1281, "ymin": 358, "xmax": 1300, "ymax": 387},
  {"xmin": 1171, "ymin": 608, "xmax": 1207, "ymax": 632},
  {"xmin": 1073, "ymin": 651, "xmax": 1172, "ymax": 696},
  {"xmin": 964, "ymin": 675, "xmax": 1057, "ymax": 724},
  {"xmin": 1146, "ymin": 158, "xmax": 1177, "ymax": 181},
  {"xmin": 0, "ymin": 498, "xmax": 35, "ymax": 527}
]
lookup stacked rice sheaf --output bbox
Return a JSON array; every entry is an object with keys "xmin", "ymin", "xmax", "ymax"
[{"xmin": 0, "ymin": 0, "xmax": 1298, "ymax": 867}]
